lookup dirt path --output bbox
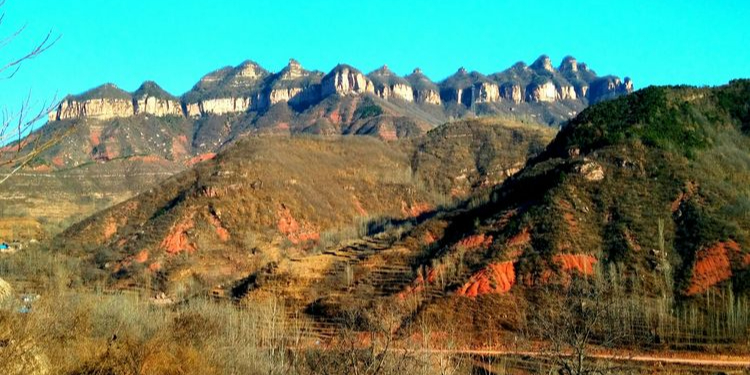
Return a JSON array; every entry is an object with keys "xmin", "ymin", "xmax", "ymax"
[{"xmin": 416, "ymin": 348, "xmax": 750, "ymax": 368}]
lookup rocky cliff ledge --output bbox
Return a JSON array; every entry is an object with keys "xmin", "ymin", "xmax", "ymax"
[
  {"xmin": 321, "ymin": 64, "xmax": 375, "ymax": 97},
  {"xmin": 49, "ymin": 55, "xmax": 633, "ymax": 122}
]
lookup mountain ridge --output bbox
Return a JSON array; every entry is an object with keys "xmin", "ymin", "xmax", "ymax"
[{"xmin": 48, "ymin": 55, "xmax": 632, "ymax": 122}]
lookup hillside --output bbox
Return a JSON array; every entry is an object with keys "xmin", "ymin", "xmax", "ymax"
[
  {"xmin": 188, "ymin": 81, "xmax": 750, "ymax": 349},
  {"xmin": 54, "ymin": 118, "xmax": 554, "ymax": 293},
  {"xmin": 0, "ymin": 55, "xmax": 626, "ymax": 237}
]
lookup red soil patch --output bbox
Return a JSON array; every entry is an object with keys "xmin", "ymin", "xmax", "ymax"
[
  {"xmin": 401, "ymin": 201, "xmax": 432, "ymax": 218},
  {"xmin": 456, "ymin": 234, "xmax": 493, "ymax": 251},
  {"xmin": 329, "ymin": 110, "xmax": 341, "ymax": 124},
  {"xmin": 148, "ymin": 262, "xmax": 162, "ymax": 272},
  {"xmin": 553, "ymin": 254, "xmax": 597, "ymax": 275},
  {"xmin": 277, "ymin": 122, "xmax": 290, "ymax": 130},
  {"xmin": 177, "ymin": 135, "xmax": 188, "ymax": 144},
  {"xmin": 424, "ymin": 231, "xmax": 437, "ymax": 245},
  {"xmin": 32, "ymin": 165, "xmax": 52, "ymax": 172},
  {"xmin": 186, "ymin": 153, "xmax": 216, "ymax": 167},
  {"xmin": 743, "ymin": 253, "xmax": 750, "ymax": 267},
  {"xmin": 208, "ymin": 214, "xmax": 230, "ymax": 242},
  {"xmin": 563, "ymin": 212, "xmax": 578, "ymax": 232},
  {"xmin": 51, "ymin": 156, "xmax": 64, "ymax": 167},
  {"xmin": 686, "ymin": 241, "xmax": 738, "ymax": 296},
  {"xmin": 507, "ymin": 227, "xmax": 531, "ymax": 247},
  {"xmin": 457, "ymin": 261, "xmax": 515, "ymax": 297},
  {"xmin": 378, "ymin": 129, "xmax": 398, "ymax": 141},
  {"xmin": 103, "ymin": 218, "xmax": 118, "ymax": 241},
  {"xmin": 160, "ymin": 215, "xmax": 196, "ymax": 254},
  {"xmin": 399, "ymin": 265, "xmax": 443, "ymax": 299},
  {"xmin": 134, "ymin": 250, "xmax": 149, "ymax": 263},
  {"xmin": 130, "ymin": 155, "xmax": 165, "ymax": 163},
  {"xmin": 450, "ymin": 187, "xmax": 467, "ymax": 198},
  {"xmin": 277, "ymin": 204, "xmax": 319, "ymax": 244},
  {"xmin": 89, "ymin": 128, "xmax": 101, "ymax": 147}
]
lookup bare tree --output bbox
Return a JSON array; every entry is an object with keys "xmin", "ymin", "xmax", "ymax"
[
  {"xmin": 0, "ymin": 0, "xmax": 63, "ymax": 185},
  {"xmin": 528, "ymin": 274, "xmax": 627, "ymax": 375}
]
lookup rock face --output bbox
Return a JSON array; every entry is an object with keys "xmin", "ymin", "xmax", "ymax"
[
  {"xmin": 321, "ymin": 64, "xmax": 374, "ymax": 97},
  {"xmin": 526, "ymin": 81, "xmax": 558, "ymax": 103},
  {"xmin": 132, "ymin": 81, "xmax": 182, "ymax": 117},
  {"xmin": 133, "ymin": 97, "xmax": 182, "ymax": 116},
  {"xmin": 589, "ymin": 76, "xmax": 634, "ymax": 104},
  {"xmin": 198, "ymin": 97, "xmax": 253, "ymax": 115},
  {"xmin": 499, "ymin": 83, "xmax": 523, "ymax": 104},
  {"xmin": 51, "ymin": 97, "xmax": 134, "ymax": 121},
  {"xmin": 368, "ymin": 65, "xmax": 414, "ymax": 102},
  {"xmin": 472, "ymin": 81, "xmax": 500, "ymax": 103},
  {"xmin": 49, "ymin": 56, "xmax": 633, "ymax": 123},
  {"xmin": 260, "ymin": 59, "xmax": 323, "ymax": 108},
  {"xmin": 406, "ymin": 68, "xmax": 442, "ymax": 105}
]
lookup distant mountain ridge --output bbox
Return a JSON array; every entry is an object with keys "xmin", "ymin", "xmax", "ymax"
[{"xmin": 48, "ymin": 55, "xmax": 632, "ymax": 122}]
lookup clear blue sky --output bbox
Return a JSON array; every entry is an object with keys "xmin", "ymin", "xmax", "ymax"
[{"xmin": 1, "ymin": 0, "xmax": 749, "ymax": 118}]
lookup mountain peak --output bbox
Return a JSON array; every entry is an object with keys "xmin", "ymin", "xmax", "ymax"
[
  {"xmin": 133, "ymin": 81, "xmax": 176, "ymax": 100},
  {"xmin": 530, "ymin": 54, "xmax": 554, "ymax": 72},
  {"xmin": 559, "ymin": 56, "xmax": 578, "ymax": 72},
  {"xmin": 73, "ymin": 83, "xmax": 132, "ymax": 101}
]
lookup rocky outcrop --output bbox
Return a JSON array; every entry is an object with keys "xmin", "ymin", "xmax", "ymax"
[
  {"xmin": 406, "ymin": 68, "xmax": 441, "ymax": 105},
  {"xmin": 557, "ymin": 85, "xmax": 577, "ymax": 100},
  {"xmin": 499, "ymin": 83, "xmax": 523, "ymax": 104},
  {"xmin": 51, "ymin": 98, "xmax": 134, "ymax": 121},
  {"xmin": 132, "ymin": 81, "xmax": 182, "ymax": 117},
  {"xmin": 526, "ymin": 81, "xmax": 558, "ymax": 103},
  {"xmin": 48, "ymin": 56, "xmax": 633, "ymax": 123},
  {"xmin": 133, "ymin": 96, "xmax": 182, "ymax": 116},
  {"xmin": 472, "ymin": 81, "xmax": 500, "ymax": 103},
  {"xmin": 369, "ymin": 65, "xmax": 414, "ymax": 102},
  {"xmin": 259, "ymin": 59, "xmax": 323, "ymax": 108},
  {"xmin": 195, "ymin": 97, "xmax": 253, "ymax": 116},
  {"xmin": 530, "ymin": 55, "xmax": 554, "ymax": 72},
  {"xmin": 321, "ymin": 64, "xmax": 374, "ymax": 97},
  {"xmin": 589, "ymin": 76, "xmax": 634, "ymax": 104}
]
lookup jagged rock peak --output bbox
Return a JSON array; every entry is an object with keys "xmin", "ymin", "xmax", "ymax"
[
  {"xmin": 412, "ymin": 67, "xmax": 422, "ymax": 75},
  {"xmin": 321, "ymin": 63, "xmax": 374, "ymax": 97},
  {"xmin": 530, "ymin": 55, "xmax": 554, "ymax": 72},
  {"xmin": 457, "ymin": 67, "xmax": 468, "ymax": 74},
  {"xmin": 559, "ymin": 56, "xmax": 578, "ymax": 72},
  {"xmin": 279, "ymin": 58, "xmax": 306, "ymax": 80},
  {"xmin": 235, "ymin": 60, "xmax": 267, "ymax": 79},
  {"xmin": 133, "ymin": 81, "xmax": 176, "ymax": 99}
]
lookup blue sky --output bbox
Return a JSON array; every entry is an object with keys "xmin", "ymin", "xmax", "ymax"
[{"xmin": 1, "ymin": 0, "xmax": 749, "ymax": 117}]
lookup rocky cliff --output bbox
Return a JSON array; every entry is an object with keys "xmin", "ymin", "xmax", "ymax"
[
  {"xmin": 49, "ymin": 55, "xmax": 633, "ymax": 124},
  {"xmin": 368, "ymin": 65, "xmax": 414, "ymax": 102},
  {"xmin": 405, "ymin": 68, "xmax": 442, "ymax": 105},
  {"xmin": 321, "ymin": 64, "xmax": 375, "ymax": 97}
]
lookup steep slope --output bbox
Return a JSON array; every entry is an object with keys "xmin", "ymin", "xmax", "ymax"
[
  {"xmin": 210, "ymin": 81, "xmax": 750, "ymax": 347},
  {"xmin": 53, "ymin": 117, "xmax": 551, "ymax": 294}
]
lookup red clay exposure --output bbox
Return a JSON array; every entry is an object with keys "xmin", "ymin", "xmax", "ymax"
[
  {"xmin": 686, "ymin": 241, "xmax": 739, "ymax": 296},
  {"xmin": 553, "ymin": 254, "xmax": 597, "ymax": 275},
  {"xmin": 160, "ymin": 215, "xmax": 196, "ymax": 254},
  {"xmin": 457, "ymin": 261, "xmax": 515, "ymax": 297},
  {"xmin": 456, "ymin": 234, "xmax": 493, "ymax": 251}
]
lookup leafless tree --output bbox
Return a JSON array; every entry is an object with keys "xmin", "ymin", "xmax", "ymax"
[
  {"xmin": 0, "ymin": 0, "xmax": 63, "ymax": 185},
  {"xmin": 528, "ymin": 274, "xmax": 628, "ymax": 375}
]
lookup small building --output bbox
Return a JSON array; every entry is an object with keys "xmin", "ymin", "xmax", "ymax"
[{"xmin": 0, "ymin": 242, "xmax": 9, "ymax": 251}]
